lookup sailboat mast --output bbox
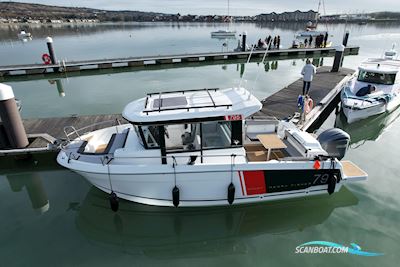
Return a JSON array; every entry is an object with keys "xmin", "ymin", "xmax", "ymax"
[{"xmin": 316, "ymin": 0, "xmax": 321, "ymax": 24}]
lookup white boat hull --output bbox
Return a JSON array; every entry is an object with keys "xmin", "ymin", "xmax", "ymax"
[
  {"xmin": 342, "ymin": 102, "xmax": 387, "ymax": 123},
  {"xmin": 341, "ymin": 92, "xmax": 400, "ymax": 123},
  {"xmin": 211, "ymin": 31, "xmax": 236, "ymax": 37},
  {"xmin": 58, "ymin": 151, "xmax": 361, "ymax": 207}
]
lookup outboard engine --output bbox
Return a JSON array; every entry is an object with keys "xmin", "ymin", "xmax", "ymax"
[{"xmin": 317, "ymin": 128, "xmax": 350, "ymax": 160}]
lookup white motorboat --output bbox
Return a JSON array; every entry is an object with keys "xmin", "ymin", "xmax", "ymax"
[
  {"xmin": 17, "ymin": 30, "xmax": 32, "ymax": 39},
  {"xmin": 340, "ymin": 48, "xmax": 400, "ymax": 123},
  {"xmin": 295, "ymin": 30, "xmax": 327, "ymax": 38},
  {"xmin": 211, "ymin": 30, "xmax": 236, "ymax": 38},
  {"xmin": 57, "ymin": 87, "xmax": 367, "ymax": 208}
]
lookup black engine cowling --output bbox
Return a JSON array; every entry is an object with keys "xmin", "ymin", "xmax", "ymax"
[{"xmin": 317, "ymin": 128, "xmax": 350, "ymax": 160}]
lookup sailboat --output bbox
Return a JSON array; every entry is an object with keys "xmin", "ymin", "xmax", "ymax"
[
  {"xmin": 211, "ymin": 0, "xmax": 236, "ymax": 38},
  {"xmin": 295, "ymin": 0, "xmax": 327, "ymax": 37}
]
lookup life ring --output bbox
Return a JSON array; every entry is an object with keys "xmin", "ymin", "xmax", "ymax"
[
  {"xmin": 305, "ymin": 98, "xmax": 314, "ymax": 114},
  {"xmin": 42, "ymin": 53, "xmax": 51, "ymax": 65}
]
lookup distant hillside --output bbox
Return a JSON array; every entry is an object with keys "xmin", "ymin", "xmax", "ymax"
[
  {"xmin": 0, "ymin": 1, "xmax": 172, "ymax": 22},
  {"xmin": 369, "ymin": 12, "xmax": 400, "ymax": 20}
]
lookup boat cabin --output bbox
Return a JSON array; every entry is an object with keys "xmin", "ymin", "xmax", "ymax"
[
  {"xmin": 122, "ymin": 88, "xmax": 262, "ymax": 164},
  {"xmin": 358, "ymin": 59, "xmax": 400, "ymax": 86}
]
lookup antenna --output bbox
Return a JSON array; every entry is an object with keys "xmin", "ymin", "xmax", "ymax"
[
  {"xmin": 238, "ymin": 37, "xmax": 257, "ymax": 89},
  {"xmin": 251, "ymin": 39, "xmax": 273, "ymax": 97}
]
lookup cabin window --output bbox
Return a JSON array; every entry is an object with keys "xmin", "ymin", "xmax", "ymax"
[
  {"xmin": 202, "ymin": 121, "xmax": 242, "ymax": 149},
  {"xmin": 140, "ymin": 125, "xmax": 160, "ymax": 148},
  {"xmin": 357, "ymin": 70, "xmax": 396, "ymax": 85},
  {"xmin": 164, "ymin": 123, "xmax": 201, "ymax": 151}
]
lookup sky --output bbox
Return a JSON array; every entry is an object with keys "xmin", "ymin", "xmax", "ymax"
[{"xmin": 6, "ymin": 0, "xmax": 400, "ymax": 15}]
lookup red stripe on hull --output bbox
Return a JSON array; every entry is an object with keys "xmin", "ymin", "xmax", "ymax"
[{"xmin": 243, "ymin": 170, "xmax": 267, "ymax": 195}]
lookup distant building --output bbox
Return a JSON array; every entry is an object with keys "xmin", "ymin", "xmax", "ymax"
[{"xmin": 256, "ymin": 10, "xmax": 318, "ymax": 22}]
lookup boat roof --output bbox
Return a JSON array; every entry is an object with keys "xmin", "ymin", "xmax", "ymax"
[
  {"xmin": 122, "ymin": 87, "xmax": 262, "ymax": 124},
  {"xmin": 359, "ymin": 58, "xmax": 400, "ymax": 74}
]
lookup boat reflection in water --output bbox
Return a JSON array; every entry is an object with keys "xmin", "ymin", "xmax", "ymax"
[
  {"xmin": 76, "ymin": 186, "xmax": 358, "ymax": 258},
  {"xmin": 335, "ymin": 105, "xmax": 400, "ymax": 147}
]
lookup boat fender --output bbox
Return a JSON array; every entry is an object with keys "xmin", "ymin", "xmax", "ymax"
[
  {"xmin": 327, "ymin": 174, "xmax": 337, "ymax": 195},
  {"xmin": 172, "ymin": 186, "xmax": 180, "ymax": 207},
  {"xmin": 227, "ymin": 183, "xmax": 235, "ymax": 205},
  {"xmin": 109, "ymin": 191, "xmax": 119, "ymax": 212},
  {"xmin": 305, "ymin": 98, "xmax": 314, "ymax": 114}
]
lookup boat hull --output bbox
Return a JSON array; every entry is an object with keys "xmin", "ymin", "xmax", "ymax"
[
  {"xmin": 65, "ymin": 161, "xmax": 347, "ymax": 207},
  {"xmin": 342, "ymin": 103, "xmax": 386, "ymax": 124},
  {"xmin": 341, "ymin": 92, "xmax": 400, "ymax": 123}
]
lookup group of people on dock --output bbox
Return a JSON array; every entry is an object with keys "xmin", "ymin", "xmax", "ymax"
[
  {"xmin": 300, "ymin": 32, "xmax": 329, "ymax": 48},
  {"xmin": 256, "ymin": 35, "xmax": 281, "ymax": 50}
]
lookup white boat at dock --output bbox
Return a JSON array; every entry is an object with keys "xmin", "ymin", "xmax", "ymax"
[
  {"xmin": 17, "ymin": 30, "xmax": 32, "ymax": 39},
  {"xmin": 341, "ymin": 47, "xmax": 400, "ymax": 123},
  {"xmin": 57, "ymin": 87, "xmax": 367, "ymax": 207},
  {"xmin": 211, "ymin": 30, "xmax": 236, "ymax": 38}
]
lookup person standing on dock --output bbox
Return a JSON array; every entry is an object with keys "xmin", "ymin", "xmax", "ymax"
[
  {"xmin": 277, "ymin": 36, "xmax": 281, "ymax": 49},
  {"xmin": 324, "ymin": 32, "xmax": 329, "ymax": 47},
  {"xmin": 273, "ymin": 36, "xmax": 277, "ymax": 49},
  {"xmin": 301, "ymin": 59, "xmax": 316, "ymax": 95},
  {"xmin": 309, "ymin": 35, "xmax": 313, "ymax": 47},
  {"xmin": 304, "ymin": 38, "xmax": 308, "ymax": 47},
  {"xmin": 266, "ymin": 35, "xmax": 271, "ymax": 46}
]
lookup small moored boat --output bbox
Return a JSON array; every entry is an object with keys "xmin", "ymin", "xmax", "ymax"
[
  {"xmin": 17, "ymin": 30, "xmax": 32, "ymax": 39},
  {"xmin": 341, "ymin": 47, "xmax": 400, "ymax": 123},
  {"xmin": 57, "ymin": 87, "xmax": 367, "ymax": 207}
]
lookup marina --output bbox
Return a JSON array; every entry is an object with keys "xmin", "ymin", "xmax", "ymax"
[{"xmin": 1, "ymin": 17, "xmax": 400, "ymax": 267}]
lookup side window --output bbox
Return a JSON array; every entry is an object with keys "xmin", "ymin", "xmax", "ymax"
[
  {"xmin": 165, "ymin": 123, "xmax": 201, "ymax": 152},
  {"xmin": 202, "ymin": 121, "xmax": 234, "ymax": 149},
  {"xmin": 140, "ymin": 126, "xmax": 160, "ymax": 148}
]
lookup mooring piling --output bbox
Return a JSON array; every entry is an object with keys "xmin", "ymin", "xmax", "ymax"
[
  {"xmin": 46, "ymin": 37, "xmax": 59, "ymax": 72},
  {"xmin": 342, "ymin": 31, "xmax": 350, "ymax": 47},
  {"xmin": 331, "ymin": 45, "xmax": 345, "ymax": 72},
  {"xmin": 0, "ymin": 83, "xmax": 29, "ymax": 149},
  {"xmin": 241, "ymin": 31, "xmax": 247, "ymax": 52}
]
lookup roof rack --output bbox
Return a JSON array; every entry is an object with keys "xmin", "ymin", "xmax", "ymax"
[
  {"xmin": 143, "ymin": 88, "xmax": 232, "ymax": 115},
  {"xmin": 146, "ymin": 88, "xmax": 219, "ymax": 97}
]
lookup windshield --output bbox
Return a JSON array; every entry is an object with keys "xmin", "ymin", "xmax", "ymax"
[{"xmin": 357, "ymin": 70, "xmax": 396, "ymax": 85}]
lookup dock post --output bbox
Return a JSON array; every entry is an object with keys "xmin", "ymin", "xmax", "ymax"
[
  {"xmin": 342, "ymin": 31, "xmax": 350, "ymax": 47},
  {"xmin": 241, "ymin": 31, "xmax": 247, "ymax": 52},
  {"xmin": 0, "ymin": 83, "xmax": 29, "ymax": 148},
  {"xmin": 331, "ymin": 45, "xmax": 345, "ymax": 72},
  {"xmin": 46, "ymin": 37, "xmax": 59, "ymax": 72}
]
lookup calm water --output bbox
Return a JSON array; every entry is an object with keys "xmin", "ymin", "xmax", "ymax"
[{"xmin": 1, "ymin": 22, "xmax": 400, "ymax": 266}]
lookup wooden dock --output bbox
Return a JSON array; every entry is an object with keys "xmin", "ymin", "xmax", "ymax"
[
  {"xmin": 0, "ymin": 46, "xmax": 359, "ymax": 79},
  {"xmin": 257, "ymin": 66, "xmax": 353, "ymax": 131},
  {"xmin": 0, "ymin": 66, "xmax": 354, "ymax": 156}
]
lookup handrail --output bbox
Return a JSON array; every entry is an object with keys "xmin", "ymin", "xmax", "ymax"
[
  {"xmin": 63, "ymin": 118, "xmax": 122, "ymax": 141},
  {"xmin": 63, "ymin": 151, "xmax": 248, "ymax": 166}
]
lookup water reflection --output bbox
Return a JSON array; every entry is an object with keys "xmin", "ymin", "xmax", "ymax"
[
  {"xmin": 76, "ymin": 186, "xmax": 358, "ymax": 257},
  {"xmin": 335, "ymin": 106, "xmax": 400, "ymax": 147},
  {"xmin": 6, "ymin": 172, "xmax": 49, "ymax": 214},
  {"xmin": 48, "ymin": 79, "xmax": 66, "ymax": 97}
]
